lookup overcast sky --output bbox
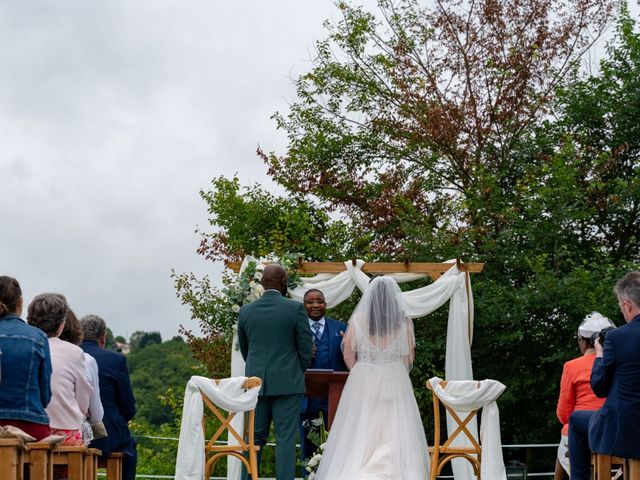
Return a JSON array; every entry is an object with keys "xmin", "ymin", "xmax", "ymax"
[
  {"xmin": 0, "ymin": 0, "xmax": 375, "ymax": 341},
  {"xmin": 1, "ymin": 1, "xmax": 638, "ymax": 342}
]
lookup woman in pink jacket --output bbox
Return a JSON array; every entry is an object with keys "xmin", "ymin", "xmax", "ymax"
[{"xmin": 28, "ymin": 293, "xmax": 93, "ymax": 446}]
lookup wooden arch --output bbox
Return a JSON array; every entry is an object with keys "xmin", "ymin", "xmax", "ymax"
[{"xmin": 225, "ymin": 259, "xmax": 484, "ymax": 281}]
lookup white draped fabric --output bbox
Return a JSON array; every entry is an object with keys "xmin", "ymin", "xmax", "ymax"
[
  {"xmin": 225, "ymin": 257, "xmax": 479, "ymax": 480},
  {"xmin": 428, "ymin": 377, "xmax": 507, "ymax": 480},
  {"xmin": 175, "ymin": 376, "xmax": 260, "ymax": 480}
]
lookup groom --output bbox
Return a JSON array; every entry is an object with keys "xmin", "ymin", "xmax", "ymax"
[
  {"xmin": 238, "ymin": 264, "xmax": 314, "ymax": 480},
  {"xmin": 299, "ymin": 289, "xmax": 348, "ymax": 468}
]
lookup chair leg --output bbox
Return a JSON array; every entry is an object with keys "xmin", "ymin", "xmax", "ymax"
[
  {"xmin": 27, "ymin": 447, "xmax": 53, "ymax": 480},
  {"xmin": 0, "ymin": 445, "xmax": 23, "ymax": 480},
  {"xmin": 249, "ymin": 449, "xmax": 259, "ymax": 480},
  {"xmin": 627, "ymin": 458, "xmax": 640, "ymax": 480},
  {"xmin": 593, "ymin": 454, "xmax": 611, "ymax": 480},
  {"xmin": 429, "ymin": 452, "xmax": 438, "ymax": 480},
  {"xmin": 106, "ymin": 456, "xmax": 123, "ymax": 480}
]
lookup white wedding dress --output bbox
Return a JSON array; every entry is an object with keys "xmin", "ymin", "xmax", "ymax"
[{"xmin": 316, "ymin": 277, "xmax": 430, "ymax": 480}]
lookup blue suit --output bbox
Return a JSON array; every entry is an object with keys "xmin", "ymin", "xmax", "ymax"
[
  {"xmin": 81, "ymin": 341, "xmax": 137, "ymax": 480},
  {"xmin": 299, "ymin": 317, "xmax": 348, "ymax": 467},
  {"xmin": 568, "ymin": 314, "xmax": 640, "ymax": 479}
]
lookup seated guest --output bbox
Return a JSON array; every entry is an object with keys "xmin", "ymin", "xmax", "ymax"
[
  {"xmin": 0, "ymin": 276, "xmax": 52, "ymax": 440},
  {"xmin": 80, "ymin": 314, "xmax": 137, "ymax": 480},
  {"xmin": 60, "ymin": 308, "xmax": 104, "ymax": 445},
  {"xmin": 569, "ymin": 272, "xmax": 640, "ymax": 480},
  {"xmin": 555, "ymin": 312, "xmax": 613, "ymax": 479},
  {"xmin": 299, "ymin": 289, "xmax": 348, "ymax": 469},
  {"xmin": 28, "ymin": 293, "xmax": 93, "ymax": 446}
]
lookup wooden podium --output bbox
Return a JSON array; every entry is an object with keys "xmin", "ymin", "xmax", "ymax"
[{"xmin": 304, "ymin": 370, "xmax": 349, "ymax": 429}]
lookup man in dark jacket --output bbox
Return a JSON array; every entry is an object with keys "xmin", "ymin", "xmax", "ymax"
[
  {"xmin": 80, "ymin": 314, "xmax": 137, "ymax": 480},
  {"xmin": 238, "ymin": 264, "xmax": 314, "ymax": 480},
  {"xmin": 568, "ymin": 272, "xmax": 640, "ymax": 479}
]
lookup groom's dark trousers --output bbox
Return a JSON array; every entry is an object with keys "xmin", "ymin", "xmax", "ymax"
[
  {"xmin": 238, "ymin": 290, "xmax": 314, "ymax": 480},
  {"xmin": 249, "ymin": 394, "xmax": 302, "ymax": 479}
]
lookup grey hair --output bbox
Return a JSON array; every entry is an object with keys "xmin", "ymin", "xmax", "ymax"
[
  {"xmin": 614, "ymin": 272, "xmax": 640, "ymax": 308},
  {"xmin": 80, "ymin": 314, "xmax": 107, "ymax": 343},
  {"xmin": 27, "ymin": 293, "xmax": 68, "ymax": 338}
]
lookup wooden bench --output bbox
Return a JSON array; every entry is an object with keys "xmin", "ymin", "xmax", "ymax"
[
  {"xmin": 592, "ymin": 453, "xmax": 640, "ymax": 480},
  {"xmin": 98, "ymin": 452, "xmax": 124, "ymax": 480},
  {"xmin": 0, "ymin": 437, "xmax": 26, "ymax": 480}
]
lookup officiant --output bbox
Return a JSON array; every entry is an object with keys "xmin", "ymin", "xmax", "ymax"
[{"xmin": 299, "ymin": 289, "xmax": 348, "ymax": 466}]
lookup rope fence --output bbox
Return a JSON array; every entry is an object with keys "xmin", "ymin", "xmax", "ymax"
[{"xmin": 126, "ymin": 434, "xmax": 558, "ymax": 479}]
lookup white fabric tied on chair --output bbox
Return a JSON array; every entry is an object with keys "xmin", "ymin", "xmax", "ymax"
[
  {"xmin": 429, "ymin": 377, "xmax": 507, "ymax": 480},
  {"xmin": 175, "ymin": 376, "xmax": 261, "ymax": 480}
]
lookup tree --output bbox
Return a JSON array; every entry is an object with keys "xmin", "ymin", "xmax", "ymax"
[
  {"xmin": 129, "ymin": 331, "xmax": 162, "ymax": 353},
  {"xmin": 105, "ymin": 327, "xmax": 117, "ymax": 350},
  {"xmin": 128, "ymin": 336, "xmax": 203, "ymax": 427},
  {"xmin": 261, "ymin": 0, "xmax": 615, "ymax": 255},
  {"xmin": 197, "ymin": 175, "xmax": 356, "ymax": 262}
]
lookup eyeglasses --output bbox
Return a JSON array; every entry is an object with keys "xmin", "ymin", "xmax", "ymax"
[{"xmin": 304, "ymin": 300, "xmax": 326, "ymax": 305}]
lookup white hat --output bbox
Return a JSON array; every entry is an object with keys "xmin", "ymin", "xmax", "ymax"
[{"xmin": 578, "ymin": 312, "xmax": 615, "ymax": 338}]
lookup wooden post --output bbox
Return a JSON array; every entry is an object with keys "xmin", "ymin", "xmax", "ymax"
[{"xmin": 25, "ymin": 442, "xmax": 56, "ymax": 480}]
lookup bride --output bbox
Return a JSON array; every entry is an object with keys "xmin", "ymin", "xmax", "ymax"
[{"xmin": 315, "ymin": 276, "xmax": 430, "ymax": 480}]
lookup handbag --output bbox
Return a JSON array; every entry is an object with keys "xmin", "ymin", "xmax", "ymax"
[{"xmin": 91, "ymin": 421, "xmax": 108, "ymax": 440}]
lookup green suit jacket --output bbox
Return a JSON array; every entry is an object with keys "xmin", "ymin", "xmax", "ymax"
[{"xmin": 238, "ymin": 290, "xmax": 313, "ymax": 396}]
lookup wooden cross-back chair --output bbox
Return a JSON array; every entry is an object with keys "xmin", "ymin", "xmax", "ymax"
[
  {"xmin": 202, "ymin": 377, "xmax": 262, "ymax": 480},
  {"xmin": 427, "ymin": 380, "xmax": 481, "ymax": 480}
]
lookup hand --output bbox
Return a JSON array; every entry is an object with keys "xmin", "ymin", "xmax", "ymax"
[
  {"xmin": 339, "ymin": 331, "xmax": 345, "ymax": 337},
  {"xmin": 595, "ymin": 337, "xmax": 604, "ymax": 357}
]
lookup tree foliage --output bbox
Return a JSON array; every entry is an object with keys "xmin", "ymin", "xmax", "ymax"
[
  {"xmin": 129, "ymin": 331, "xmax": 162, "ymax": 353},
  {"xmin": 260, "ymin": 0, "xmax": 615, "ymax": 255},
  {"xmin": 128, "ymin": 336, "xmax": 203, "ymax": 427},
  {"xmin": 198, "ymin": 176, "xmax": 356, "ymax": 262}
]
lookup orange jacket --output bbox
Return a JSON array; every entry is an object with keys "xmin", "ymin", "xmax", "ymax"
[{"xmin": 556, "ymin": 351, "xmax": 605, "ymax": 435}]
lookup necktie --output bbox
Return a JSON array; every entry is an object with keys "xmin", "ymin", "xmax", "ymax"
[{"xmin": 312, "ymin": 322, "xmax": 322, "ymax": 342}]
